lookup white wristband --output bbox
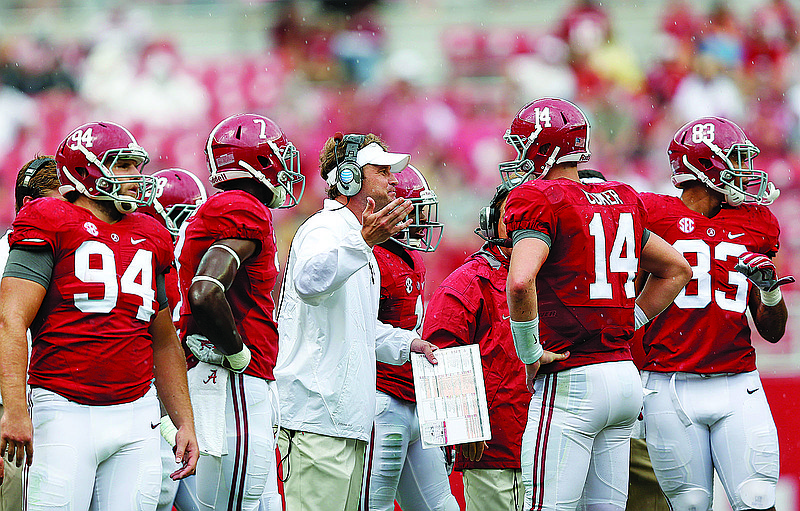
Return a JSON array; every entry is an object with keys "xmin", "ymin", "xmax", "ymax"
[
  {"xmin": 226, "ymin": 344, "xmax": 252, "ymax": 372},
  {"xmin": 510, "ymin": 317, "xmax": 544, "ymax": 364},
  {"xmin": 634, "ymin": 303, "xmax": 649, "ymax": 330},
  {"xmin": 760, "ymin": 288, "xmax": 783, "ymax": 307}
]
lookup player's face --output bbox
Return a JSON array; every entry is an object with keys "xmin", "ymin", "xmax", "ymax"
[
  {"xmin": 409, "ymin": 205, "xmax": 428, "ymax": 239},
  {"xmin": 497, "ymin": 199, "xmax": 512, "ymax": 257},
  {"xmin": 110, "ymin": 158, "xmax": 143, "ymax": 198},
  {"xmin": 362, "ymin": 164, "xmax": 397, "ymax": 211}
]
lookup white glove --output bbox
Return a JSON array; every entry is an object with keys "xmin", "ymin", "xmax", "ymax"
[{"xmin": 185, "ymin": 334, "xmax": 252, "ymax": 373}]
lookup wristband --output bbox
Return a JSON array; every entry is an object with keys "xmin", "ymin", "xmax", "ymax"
[
  {"xmin": 634, "ymin": 303, "xmax": 649, "ymax": 330},
  {"xmin": 192, "ymin": 275, "xmax": 227, "ymax": 293},
  {"xmin": 226, "ymin": 344, "xmax": 252, "ymax": 372},
  {"xmin": 510, "ymin": 317, "xmax": 544, "ymax": 364},
  {"xmin": 760, "ymin": 288, "xmax": 783, "ymax": 307}
]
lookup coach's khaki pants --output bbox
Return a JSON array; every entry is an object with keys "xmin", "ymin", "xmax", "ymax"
[
  {"xmin": 626, "ymin": 438, "xmax": 669, "ymax": 511},
  {"xmin": 463, "ymin": 468, "xmax": 525, "ymax": 511},
  {"xmin": 0, "ymin": 405, "xmax": 23, "ymax": 511},
  {"xmin": 278, "ymin": 429, "xmax": 366, "ymax": 511}
]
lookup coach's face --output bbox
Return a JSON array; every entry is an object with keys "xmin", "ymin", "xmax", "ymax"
[{"xmin": 361, "ymin": 164, "xmax": 397, "ymax": 211}]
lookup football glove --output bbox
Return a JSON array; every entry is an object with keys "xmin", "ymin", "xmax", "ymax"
[
  {"xmin": 185, "ymin": 334, "xmax": 252, "ymax": 373},
  {"xmin": 734, "ymin": 252, "xmax": 795, "ymax": 292}
]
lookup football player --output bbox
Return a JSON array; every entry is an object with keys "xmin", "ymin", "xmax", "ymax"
[
  {"xmin": 638, "ymin": 117, "xmax": 792, "ymax": 511},
  {"xmin": 363, "ymin": 164, "xmax": 456, "ymax": 511},
  {"xmin": 0, "ymin": 121, "xmax": 198, "ymax": 511},
  {"xmin": 423, "ymin": 179, "xmax": 528, "ymax": 511},
  {"xmin": 174, "ymin": 113, "xmax": 304, "ymax": 511},
  {"xmin": 500, "ymin": 98, "xmax": 692, "ymax": 510},
  {"xmin": 576, "ymin": 168, "xmax": 670, "ymax": 511},
  {"xmin": 139, "ymin": 167, "xmax": 208, "ymax": 511},
  {"xmin": 0, "ymin": 156, "xmax": 62, "ymax": 511}
]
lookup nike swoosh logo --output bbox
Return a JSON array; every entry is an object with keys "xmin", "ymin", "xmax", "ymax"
[
  {"xmin": 747, "ymin": 388, "xmax": 759, "ymax": 394},
  {"xmin": 728, "ymin": 233, "xmax": 745, "ymax": 239},
  {"xmin": 150, "ymin": 421, "xmax": 160, "ymax": 429},
  {"xmin": 503, "ymin": 314, "xmax": 511, "ymax": 320},
  {"xmin": 131, "ymin": 238, "xmax": 147, "ymax": 245}
]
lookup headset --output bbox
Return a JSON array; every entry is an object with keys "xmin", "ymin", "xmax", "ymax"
[
  {"xmin": 22, "ymin": 157, "xmax": 55, "ymax": 189},
  {"xmin": 331, "ymin": 133, "xmax": 365, "ymax": 197},
  {"xmin": 474, "ymin": 179, "xmax": 519, "ymax": 248}
]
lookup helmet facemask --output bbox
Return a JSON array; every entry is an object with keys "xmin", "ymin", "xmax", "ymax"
[
  {"xmin": 499, "ymin": 126, "xmax": 543, "ymax": 186},
  {"xmin": 63, "ymin": 143, "xmax": 157, "ymax": 214},
  {"xmin": 678, "ymin": 138, "xmax": 777, "ymax": 206},
  {"xmin": 394, "ymin": 190, "xmax": 443, "ymax": 252}
]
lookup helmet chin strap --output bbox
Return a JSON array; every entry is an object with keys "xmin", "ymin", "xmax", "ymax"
[{"xmin": 238, "ymin": 160, "xmax": 286, "ymax": 208}]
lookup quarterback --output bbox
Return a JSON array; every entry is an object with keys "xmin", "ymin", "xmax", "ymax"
[{"xmin": 500, "ymin": 98, "xmax": 691, "ymax": 510}]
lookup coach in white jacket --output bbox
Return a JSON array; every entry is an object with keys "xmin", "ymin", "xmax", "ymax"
[{"xmin": 275, "ymin": 133, "xmax": 438, "ymax": 511}]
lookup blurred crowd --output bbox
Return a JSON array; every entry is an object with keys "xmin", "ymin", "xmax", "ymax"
[{"xmin": 2, "ymin": 0, "xmax": 800, "ymax": 313}]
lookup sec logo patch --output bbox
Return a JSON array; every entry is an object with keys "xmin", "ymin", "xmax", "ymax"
[
  {"xmin": 405, "ymin": 277, "xmax": 413, "ymax": 294},
  {"xmin": 84, "ymin": 222, "xmax": 99, "ymax": 236},
  {"xmin": 678, "ymin": 218, "xmax": 694, "ymax": 234}
]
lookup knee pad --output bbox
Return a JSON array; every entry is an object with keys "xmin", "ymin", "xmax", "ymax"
[
  {"xmin": 667, "ymin": 487, "xmax": 711, "ymax": 511},
  {"xmin": 738, "ymin": 479, "xmax": 775, "ymax": 510}
]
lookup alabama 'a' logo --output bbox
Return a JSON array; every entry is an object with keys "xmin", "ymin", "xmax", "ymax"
[{"xmin": 678, "ymin": 217, "xmax": 694, "ymax": 234}]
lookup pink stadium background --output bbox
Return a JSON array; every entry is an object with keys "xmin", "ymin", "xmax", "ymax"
[{"xmin": 3, "ymin": 0, "xmax": 800, "ymax": 509}]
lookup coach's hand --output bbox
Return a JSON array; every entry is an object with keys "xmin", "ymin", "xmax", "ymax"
[
  {"xmin": 460, "ymin": 441, "xmax": 488, "ymax": 462},
  {"xmin": 0, "ymin": 407, "xmax": 33, "ymax": 469},
  {"xmin": 170, "ymin": 424, "xmax": 199, "ymax": 480},
  {"xmin": 361, "ymin": 197, "xmax": 413, "ymax": 247},
  {"xmin": 525, "ymin": 350, "xmax": 570, "ymax": 393},
  {"xmin": 410, "ymin": 338, "xmax": 438, "ymax": 364}
]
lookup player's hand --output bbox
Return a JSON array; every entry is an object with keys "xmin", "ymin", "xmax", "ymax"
[
  {"xmin": 170, "ymin": 424, "xmax": 199, "ymax": 480},
  {"xmin": 735, "ymin": 252, "xmax": 795, "ymax": 292},
  {"xmin": 525, "ymin": 350, "xmax": 570, "ymax": 393},
  {"xmin": 460, "ymin": 441, "xmax": 488, "ymax": 462},
  {"xmin": 186, "ymin": 334, "xmax": 251, "ymax": 373},
  {"xmin": 0, "ymin": 408, "xmax": 33, "ymax": 469},
  {"xmin": 410, "ymin": 338, "xmax": 438, "ymax": 364},
  {"xmin": 361, "ymin": 197, "xmax": 413, "ymax": 247}
]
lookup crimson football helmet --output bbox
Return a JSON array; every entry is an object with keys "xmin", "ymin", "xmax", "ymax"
[
  {"xmin": 140, "ymin": 168, "xmax": 208, "ymax": 236},
  {"xmin": 499, "ymin": 97, "xmax": 591, "ymax": 184},
  {"xmin": 393, "ymin": 165, "xmax": 443, "ymax": 252},
  {"xmin": 55, "ymin": 121, "xmax": 157, "ymax": 214},
  {"xmin": 669, "ymin": 117, "xmax": 779, "ymax": 206},
  {"xmin": 205, "ymin": 113, "xmax": 304, "ymax": 208}
]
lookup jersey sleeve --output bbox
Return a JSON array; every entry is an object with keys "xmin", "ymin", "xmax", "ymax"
[
  {"xmin": 199, "ymin": 192, "xmax": 272, "ymax": 246},
  {"xmin": 422, "ymin": 266, "xmax": 481, "ymax": 349},
  {"xmin": 8, "ymin": 198, "xmax": 66, "ymax": 251},
  {"xmin": 759, "ymin": 206, "xmax": 781, "ymax": 256},
  {"xmin": 503, "ymin": 184, "xmax": 557, "ymax": 243}
]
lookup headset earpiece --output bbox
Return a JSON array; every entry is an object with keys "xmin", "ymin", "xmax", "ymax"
[
  {"xmin": 23, "ymin": 157, "xmax": 54, "ymax": 189},
  {"xmin": 333, "ymin": 134, "xmax": 365, "ymax": 197}
]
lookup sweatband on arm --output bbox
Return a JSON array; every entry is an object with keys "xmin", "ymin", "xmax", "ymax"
[
  {"xmin": 641, "ymin": 228, "xmax": 651, "ymax": 248},
  {"xmin": 760, "ymin": 288, "xmax": 783, "ymax": 307},
  {"xmin": 209, "ymin": 244, "xmax": 241, "ymax": 270},
  {"xmin": 511, "ymin": 229, "xmax": 552, "ymax": 248},
  {"xmin": 191, "ymin": 275, "xmax": 227, "ymax": 293},
  {"xmin": 4, "ymin": 247, "xmax": 54, "ymax": 288},
  {"xmin": 510, "ymin": 316, "xmax": 544, "ymax": 364},
  {"xmin": 634, "ymin": 303, "xmax": 649, "ymax": 330}
]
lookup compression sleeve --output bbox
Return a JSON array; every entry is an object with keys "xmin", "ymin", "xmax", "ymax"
[{"xmin": 3, "ymin": 247, "xmax": 54, "ymax": 288}]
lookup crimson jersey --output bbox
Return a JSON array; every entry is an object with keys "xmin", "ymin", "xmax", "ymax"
[
  {"xmin": 374, "ymin": 241, "xmax": 425, "ymax": 403},
  {"xmin": 176, "ymin": 190, "xmax": 279, "ymax": 381},
  {"xmin": 504, "ymin": 178, "xmax": 648, "ymax": 374},
  {"xmin": 640, "ymin": 193, "xmax": 781, "ymax": 374},
  {"xmin": 423, "ymin": 245, "xmax": 526, "ymax": 469},
  {"xmin": 9, "ymin": 198, "xmax": 174, "ymax": 405}
]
